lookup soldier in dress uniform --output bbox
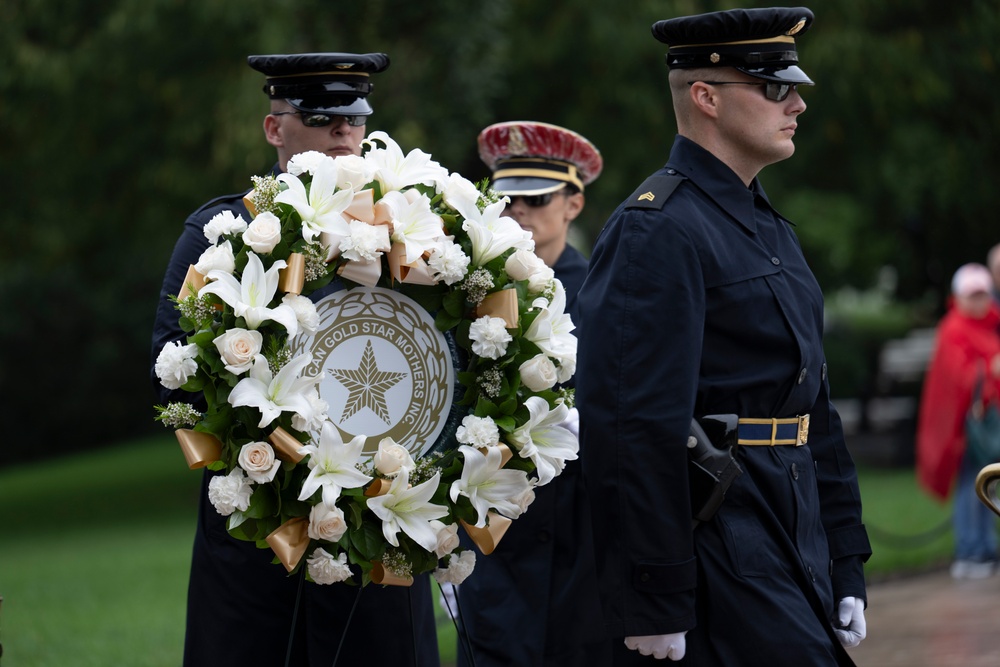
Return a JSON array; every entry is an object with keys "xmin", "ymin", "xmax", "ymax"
[
  {"xmin": 576, "ymin": 8, "xmax": 871, "ymax": 664},
  {"xmin": 150, "ymin": 53, "xmax": 440, "ymax": 667},
  {"xmin": 447, "ymin": 122, "xmax": 610, "ymax": 666}
]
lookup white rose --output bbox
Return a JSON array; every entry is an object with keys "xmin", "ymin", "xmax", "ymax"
[
  {"xmin": 287, "ymin": 151, "xmax": 334, "ymax": 177},
  {"xmin": 213, "ymin": 328, "xmax": 263, "ymax": 375},
  {"xmin": 456, "ymin": 415, "xmax": 500, "ymax": 448},
  {"xmin": 308, "ymin": 503, "xmax": 349, "ymax": 542},
  {"xmin": 429, "ymin": 520, "xmax": 461, "ymax": 558},
  {"xmin": 203, "ymin": 210, "xmax": 248, "ymax": 245},
  {"xmin": 238, "ymin": 442, "xmax": 280, "ymax": 484},
  {"xmin": 469, "ymin": 316, "xmax": 512, "ymax": 360},
  {"xmin": 526, "ymin": 264, "xmax": 555, "ymax": 294},
  {"xmin": 207, "ymin": 468, "xmax": 253, "ymax": 516},
  {"xmin": 334, "ymin": 154, "xmax": 377, "ymax": 190},
  {"xmin": 307, "ymin": 548, "xmax": 353, "ymax": 585},
  {"xmin": 281, "ymin": 294, "xmax": 320, "ymax": 335},
  {"xmin": 433, "ymin": 550, "xmax": 476, "ymax": 585},
  {"xmin": 242, "ymin": 212, "xmax": 282, "ymax": 253},
  {"xmin": 373, "ymin": 437, "xmax": 416, "ymax": 477},
  {"xmin": 505, "ymin": 249, "xmax": 545, "ymax": 281},
  {"xmin": 441, "ymin": 173, "xmax": 481, "ymax": 214},
  {"xmin": 519, "ymin": 354, "xmax": 558, "ymax": 392},
  {"xmin": 155, "ymin": 341, "xmax": 199, "ymax": 390},
  {"xmin": 194, "ymin": 240, "xmax": 236, "ymax": 276}
]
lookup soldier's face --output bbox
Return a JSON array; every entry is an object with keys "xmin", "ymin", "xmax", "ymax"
[
  {"xmin": 265, "ymin": 106, "xmax": 366, "ymax": 169},
  {"xmin": 504, "ymin": 188, "xmax": 583, "ymax": 264},
  {"xmin": 716, "ymin": 74, "xmax": 806, "ymax": 168}
]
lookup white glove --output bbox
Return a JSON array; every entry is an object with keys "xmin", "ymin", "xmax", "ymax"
[
  {"xmin": 560, "ymin": 406, "xmax": 580, "ymax": 438},
  {"xmin": 624, "ymin": 632, "xmax": 687, "ymax": 661},
  {"xmin": 833, "ymin": 596, "xmax": 866, "ymax": 648},
  {"xmin": 438, "ymin": 582, "xmax": 459, "ymax": 622}
]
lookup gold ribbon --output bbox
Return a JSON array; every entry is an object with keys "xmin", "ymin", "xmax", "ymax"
[
  {"xmin": 338, "ymin": 259, "xmax": 383, "ymax": 287},
  {"xmin": 975, "ymin": 463, "xmax": 1000, "ymax": 517},
  {"xmin": 268, "ymin": 426, "xmax": 306, "ymax": 463},
  {"xmin": 176, "ymin": 265, "xmax": 207, "ymax": 301},
  {"xmin": 265, "ymin": 517, "xmax": 310, "ymax": 572},
  {"xmin": 344, "ymin": 189, "xmax": 376, "ymax": 224},
  {"xmin": 475, "ymin": 289, "xmax": 520, "ymax": 328},
  {"xmin": 278, "ymin": 253, "xmax": 305, "ymax": 295},
  {"xmin": 243, "ymin": 192, "xmax": 258, "ymax": 218},
  {"xmin": 175, "ymin": 429, "xmax": 222, "ymax": 469},
  {"xmin": 387, "ymin": 243, "xmax": 437, "ymax": 286},
  {"xmin": 479, "ymin": 444, "xmax": 513, "ymax": 467},
  {"xmin": 370, "ymin": 561, "xmax": 414, "ymax": 587},
  {"xmin": 461, "ymin": 512, "xmax": 512, "ymax": 556},
  {"xmin": 364, "ymin": 478, "xmax": 393, "ymax": 497}
]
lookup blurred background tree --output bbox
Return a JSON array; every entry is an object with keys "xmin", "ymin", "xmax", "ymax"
[{"xmin": 2, "ymin": 0, "xmax": 997, "ymax": 464}]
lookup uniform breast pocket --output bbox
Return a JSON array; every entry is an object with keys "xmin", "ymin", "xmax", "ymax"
[{"xmin": 718, "ymin": 506, "xmax": 784, "ymax": 579}]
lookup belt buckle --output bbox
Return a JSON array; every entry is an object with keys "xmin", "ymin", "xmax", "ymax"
[{"xmin": 797, "ymin": 414, "xmax": 810, "ymax": 445}]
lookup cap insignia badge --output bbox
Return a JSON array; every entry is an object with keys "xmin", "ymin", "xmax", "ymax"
[
  {"xmin": 507, "ymin": 126, "xmax": 527, "ymax": 155},
  {"xmin": 710, "ymin": 53, "xmax": 721, "ymax": 64},
  {"xmin": 786, "ymin": 19, "xmax": 806, "ymax": 36}
]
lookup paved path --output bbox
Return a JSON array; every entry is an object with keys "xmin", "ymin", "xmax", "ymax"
[{"xmin": 846, "ymin": 568, "xmax": 1000, "ymax": 666}]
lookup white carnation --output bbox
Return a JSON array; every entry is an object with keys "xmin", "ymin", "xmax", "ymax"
[
  {"xmin": 287, "ymin": 151, "xmax": 335, "ymax": 177},
  {"xmin": 155, "ymin": 341, "xmax": 199, "ymax": 390},
  {"xmin": 203, "ymin": 210, "xmax": 248, "ymax": 245},
  {"xmin": 339, "ymin": 219, "xmax": 388, "ymax": 263},
  {"xmin": 194, "ymin": 240, "xmax": 236, "ymax": 276},
  {"xmin": 307, "ymin": 548, "xmax": 353, "ymax": 585},
  {"xmin": 441, "ymin": 173, "xmax": 481, "ymax": 214},
  {"xmin": 456, "ymin": 415, "xmax": 500, "ymax": 448},
  {"xmin": 469, "ymin": 316, "xmax": 512, "ymax": 360},
  {"xmin": 428, "ymin": 239, "xmax": 471, "ymax": 285},
  {"xmin": 433, "ymin": 550, "xmax": 476, "ymax": 585},
  {"xmin": 207, "ymin": 468, "xmax": 253, "ymax": 516},
  {"xmin": 281, "ymin": 294, "xmax": 320, "ymax": 335}
]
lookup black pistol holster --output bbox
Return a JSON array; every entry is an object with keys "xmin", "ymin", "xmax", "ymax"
[{"xmin": 688, "ymin": 415, "xmax": 743, "ymax": 526}]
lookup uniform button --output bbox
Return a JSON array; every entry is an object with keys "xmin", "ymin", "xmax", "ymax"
[
  {"xmin": 770, "ymin": 257, "xmax": 781, "ymax": 265},
  {"xmin": 537, "ymin": 531, "xmax": 551, "ymax": 543},
  {"xmin": 807, "ymin": 565, "xmax": 816, "ymax": 582},
  {"xmin": 797, "ymin": 367, "xmax": 808, "ymax": 384},
  {"xmin": 666, "ymin": 168, "xmax": 676, "ymax": 175},
  {"xmin": 821, "ymin": 363, "xmax": 828, "ymax": 381},
  {"xmin": 639, "ymin": 571, "xmax": 651, "ymax": 582},
  {"xmin": 791, "ymin": 463, "xmax": 799, "ymax": 480}
]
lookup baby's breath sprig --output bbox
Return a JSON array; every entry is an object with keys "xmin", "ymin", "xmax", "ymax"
[
  {"xmin": 155, "ymin": 402, "xmax": 203, "ymax": 428},
  {"xmin": 461, "ymin": 268, "xmax": 495, "ymax": 306},
  {"xmin": 249, "ymin": 174, "xmax": 281, "ymax": 214}
]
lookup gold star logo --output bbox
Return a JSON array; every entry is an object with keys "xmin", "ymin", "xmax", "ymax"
[{"xmin": 330, "ymin": 340, "xmax": 408, "ymax": 425}]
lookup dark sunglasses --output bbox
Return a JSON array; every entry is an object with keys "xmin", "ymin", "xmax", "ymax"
[
  {"xmin": 687, "ymin": 80, "xmax": 798, "ymax": 102},
  {"xmin": 271, "ymin": 111, "xmax": 367, "ymax": 127},
  {"xmin": 506, "ymin": 192, "xmax": 561, "ymax": 208}
]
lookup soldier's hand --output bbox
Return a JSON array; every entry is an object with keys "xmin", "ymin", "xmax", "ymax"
[
  {"xmin": 833, "ymin": 596, "xmax": 867, "ymax": 648},
  {"xmin": 624, "ymin": 632, "xmax": 687, "ymax": 661}
]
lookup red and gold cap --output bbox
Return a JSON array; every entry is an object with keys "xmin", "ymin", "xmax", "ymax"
[{"xmin": 478, "ymin": 121, "xmax": 603, "ymax": 196}]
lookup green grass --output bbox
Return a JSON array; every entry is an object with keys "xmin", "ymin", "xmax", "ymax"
[{"xmin": 0, "ymin": 438, "xmax": 956, "ymax": 665}]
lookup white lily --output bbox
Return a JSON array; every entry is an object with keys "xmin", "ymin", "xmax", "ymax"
[
  {"xmin": 200, "ymin": 252, "xmax": 299, "ymax": 335},
  {"xmin": 274, "ymin": 159, "xmax": 354, "ymax": 244},
  {"xmin": 506, "ymin": 397, "xmax": 579, "ymax": 486},
  {"xmin": 362, "ymin": 131, "xmax": 449, "ymax": 193},
  {"xmin": 461, "ymin": 200, "xmax": 534, "ymax": 266},
  {"xmin": 297, "ymin": 421, "xmax": 372, "ymax": 506},
  {"xmin": 229, "ymin": 353, "xmax": 322, "ymax": 428},
  {"xmin": 367, "ymin": 469, "xmax": 449, "ymax": 552},
  {"xmin": 524, "ymin": 279, "xmax": 577, "ymax": 363},
  {"xmin": 440, "ymin": 173, "xmax": 482, "ymax": 215},
  {"xmin": 380, "ymin": 190, "xmax": 445, "ymax": 264},
  {"xmin": 449, "ymin": 445, "xmax": 531, "ymax": 527}
]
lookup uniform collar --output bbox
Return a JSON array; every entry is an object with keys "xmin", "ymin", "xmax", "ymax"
[{"xmin": 666, "ymin": 135, "xmax": 781, "ymax": 235}]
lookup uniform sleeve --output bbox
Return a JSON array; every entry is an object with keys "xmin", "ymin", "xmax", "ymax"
[
  {"xmin": 150, "ymin": 213, "xmax": 210, "ymax": 406},
  {"xmin": 810, "ymin": 366, "xmax": 871, "ymax": 604},
  {"xmin": 578, "ymin": 207, "xmax": 705, "ymax": 637}
]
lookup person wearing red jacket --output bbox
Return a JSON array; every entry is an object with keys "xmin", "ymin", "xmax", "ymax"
[{"xmin": 916, "ymin": 262, "xmax": 1000, "ymax": 579}]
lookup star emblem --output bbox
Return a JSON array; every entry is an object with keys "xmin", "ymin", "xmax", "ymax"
[{"xmin": 330, "ymin": 340, "xmax": 408, "ymax": 425}]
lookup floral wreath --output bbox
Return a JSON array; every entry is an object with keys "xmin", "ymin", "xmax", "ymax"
[{"xmin": 154, "ymin": 132, "xmax": 579, "ymax": 588}]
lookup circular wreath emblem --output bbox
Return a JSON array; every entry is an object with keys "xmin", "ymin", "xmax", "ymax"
[{"xmin": 154, "ymin": 132, "xmax": 579, "ymax": 587}]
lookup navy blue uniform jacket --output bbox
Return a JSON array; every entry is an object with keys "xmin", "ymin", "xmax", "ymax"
[
  {"xmin": 151, "ymin": 175, "xmax": 440, "ymax": 667},
  {"xmin": 576, "ymin": 137, "xmax": 871, "ymax": 666},
  {"xmin": 457, "ymin": 245, "xmax": 610, "ymax": 667}
]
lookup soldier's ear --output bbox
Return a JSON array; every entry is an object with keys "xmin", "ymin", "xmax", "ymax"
[
  {"xmin": 263, "ymin": 114, "xmax": 284, "ymax": 148},
  {"xmin": 689, "ymin": 81, "xmax": 721, "ymax": 119}
]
